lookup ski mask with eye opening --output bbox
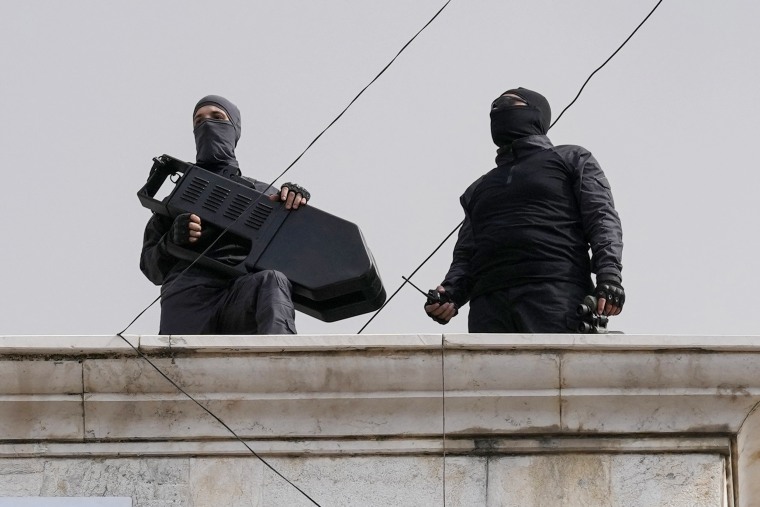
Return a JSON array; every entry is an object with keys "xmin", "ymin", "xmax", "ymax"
[
  {"xmin": 193, "ymin": 95, "xmax": 242, "ymax": 173},
  {"xmin": 490, "ymin": 87, "xmax": 551, "ymax": 148}
]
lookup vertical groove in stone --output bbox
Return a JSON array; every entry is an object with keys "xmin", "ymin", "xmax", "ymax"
[
  {"xmin": 80, "ymin": 358, "xmax": 86, "ymax": 443},
  {"xmin": 484, "ymin": 456, "xmax": 490, "ymax": 505},
  {"xmin": 441, "ymin": 333, "xmax": 447, "ymax": 507},
  {"xmin": 558, "ymin": 353, "xmax": 564, "ymax": 431}
]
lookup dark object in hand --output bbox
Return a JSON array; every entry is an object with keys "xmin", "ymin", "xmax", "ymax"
[
  {"xmin": 576, "ymin": 295, "xmax": 609, "ymax": 334},
  {"xmin": 426, "ymin": 289, "xmax": 452, "ymax": 306},
  {"xmin": 425, "ymin": 289, "xmax": 454, "ymax": 325}
]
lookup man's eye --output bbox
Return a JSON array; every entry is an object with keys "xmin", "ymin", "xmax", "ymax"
[{"xmin": 497, "ymin": 97, "xmax": 526, "ymax": 107}]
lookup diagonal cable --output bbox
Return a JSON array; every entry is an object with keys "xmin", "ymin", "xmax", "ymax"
[
  {"xmin": 120, "ymin": 0, "xmax": 454, "ymax": 336},
  {"xmin": 113, "ymin": 1, "xmax": 668, "ymax": 504},
  {"xmin": 115, "ymin": 332, "xmax": 322, "ymax": 506},
  {"xmin": 115, "ymin": 1, "xmax": 456, "ymax": 503},
  {"xmin": 357, "ymin": 220, "xmax": 463, "ymax": 334},
  {"xmin": 550, "ymin": 0, "xmax": 665, "ymax": 129},
  {"xmin": 368, "ymin": 0, "xmax": 667, "ymax": 334}
]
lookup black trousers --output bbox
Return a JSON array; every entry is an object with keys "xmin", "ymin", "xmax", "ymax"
[
  {"xmin": 468, "ymin": 280, "xmax": 591, "ymax": 333},
  {"xmin": 159, "ymin": 270, "xmax": 296, "ymax": 335}
]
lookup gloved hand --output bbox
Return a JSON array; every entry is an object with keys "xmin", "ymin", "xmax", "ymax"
[
  {"xmin": 424, "ymin": 285, "xmax": 458, "ymax": 325},
  {"xmin": 169, "ymin": 213, "xmax": 201, "ymax": 245},
  {"xmin": 594, "ymin": 278, "xmax": 625, "ymax": 316},
  {"xmin": 270, "ymin": 182, "xmax": 310, "ymax": 209}
]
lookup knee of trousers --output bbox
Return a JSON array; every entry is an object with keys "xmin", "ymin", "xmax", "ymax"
[{"xmin": 254, "ymin": 269, "xmax": 292, "ymax": 292}]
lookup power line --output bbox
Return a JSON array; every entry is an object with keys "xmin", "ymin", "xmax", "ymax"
[
  {"xmin": 119, "ymin": 0, "xmax": 453, "ymax": 337},
  {"xmin": 113, "ymin": 0, "xmax": 668, "ymax": 503},
  {"xmin": 370, "ymin": 0, "xmax": 667, "ymax": 334},
  {"xmin": 116, "ymin": 1, "xmax": 456, "ymax": 504},
  {"xmin": 357, "ymin": 220, "xmax": 464, "ymax": 334},
  {"xmin": 268, "ymin": 0, "xmax": 454, "ymax": 188},
  {"xmin": 550, "ymin": 0, "xmax": 665, "ymax": 129},
  {"xmin": 115, "ymin": 332, "xmax": 323, "ymax": 506}
]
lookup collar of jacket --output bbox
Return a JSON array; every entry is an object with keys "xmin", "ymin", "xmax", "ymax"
[{"xmin": 495, "ymin": 134, "xmax": 554, "ymax": 166}]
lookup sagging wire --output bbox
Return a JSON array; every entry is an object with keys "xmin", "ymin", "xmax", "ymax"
[
  {"xmin": 360, "ymin": 4, "xmax": 667, "ymax": 505},
  {"xmin": 550, "ymin": 0, "xmax": 665, "ymax": 129},
  {"xmin": 114, "ymin": 333, "xmax": 323, "ymax": 506},
  {"xmin": 112, "ymin": 1, "xmax": 666, "ymax": 503},
  {"xmin": 362, "ymin": 0, "xmax": 667, "ymax": 333},
  {"xmin": 118, "ymin": 0, "xmax": 453, "ymax": 336},
  {"xmin": 115, "ymin": 1, "xmax": 455, "ymax": 505},
  {"xmin": 357, "ymin": 220, "xmax": 464, "ymax": 334}
]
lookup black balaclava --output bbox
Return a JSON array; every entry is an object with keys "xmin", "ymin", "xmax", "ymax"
[
  {"xmin": 193, "ymin": 95, "xmax": 242, "ymax": 173},
  {"xmin": 490, "ymin": 87, "xmax": 551, "ymax": 148}
]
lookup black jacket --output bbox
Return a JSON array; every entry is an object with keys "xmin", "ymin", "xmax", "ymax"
[{"xmin": 442, "ymin": 135, "xmax": 623, "ymax": 306}]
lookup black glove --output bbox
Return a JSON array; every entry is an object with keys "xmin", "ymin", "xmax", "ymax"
[
  {"xmin": 424, "ymin": 289, "xmax": 456, "ymax": 325},
  {"xmin": 281, "ymin": 182, "xmax": 310, "ymax": 201},
  {"xmin": 594, "ymin": 279, "xmax": 625, "ymax": 309},
  {"xmin": 169, "ymin": 213, "xmax": 194, "ymax": 246}
]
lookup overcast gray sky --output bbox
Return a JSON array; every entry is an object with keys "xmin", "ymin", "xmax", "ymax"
[{"xmin": 1, "ymin": 0, "xmax": 758, "ymax": 337}]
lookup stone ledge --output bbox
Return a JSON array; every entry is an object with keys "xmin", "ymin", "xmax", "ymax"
[
  {"xmin": 446, "ymin": 333, "xmax": 760, "ymax": 351},
  {"xmin": 0, "ymin": 436, "xmax": 731, "ymax": 458},
  {"xmin": 1, "ymin": 334, "xmax": 760, "ymax": 441},
  {"xmin": 0, "ymin": 335, "xmax": 137, "ymax": 355},
  {"xmin": 0, "ymin": 334, "xmax": 752, "ymax": 506},
  {"xmin": 141, "ymin": 333, "xmax": 444, "ymax": 352},
  {"xmin": 4, "ymin": 334, "xmax": 760, "ymax": 355}
]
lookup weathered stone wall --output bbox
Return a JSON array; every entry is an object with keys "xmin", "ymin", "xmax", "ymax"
[
  {"xmin": 0, "ymin": 454, "xmax": 725, "ymax": 506},
  {"xmin": 1, "ymin": 334, "xmax": 757, "ymax": 506}
]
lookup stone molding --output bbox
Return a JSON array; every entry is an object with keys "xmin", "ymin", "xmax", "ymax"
[
  {"xmin": 1, "ymin": 334, "xmax": 760, "ymax": 441},
  {"xmin": 0, "ymin": 436, "xmax": 730, "ymax": 458},
  {"xmin": 2, "ymin": 334, "xmax": 759, "ymax": 505}
]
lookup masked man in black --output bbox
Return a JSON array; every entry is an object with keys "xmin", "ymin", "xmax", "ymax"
[
  {"xmin": 140, "ymin": 95, "xmax": 309, "ymax": 335},
  {"xmin": 425, "ymin": 87, "xmax": 624, "ymax": 333}
]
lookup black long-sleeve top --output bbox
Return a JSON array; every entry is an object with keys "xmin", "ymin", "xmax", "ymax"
[{"xmin": 442, "ymin": 135, "xmax": 623, "ymax": 307}]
